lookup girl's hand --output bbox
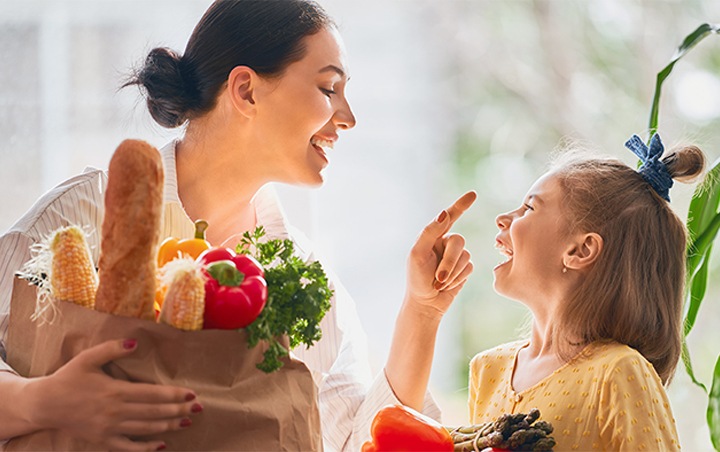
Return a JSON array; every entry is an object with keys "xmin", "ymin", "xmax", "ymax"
[
  {"xmin": 405, "ymin": 191, "xmax": 477, "ymax": 317},
  {"xmin": 24, "ymin": 338, "xmax": 201, "ymax": 451}
]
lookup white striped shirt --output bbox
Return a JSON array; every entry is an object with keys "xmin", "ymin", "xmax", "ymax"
[{"xmin": 0, "ymin": 141, "xmax": 440, "ymax": 451}]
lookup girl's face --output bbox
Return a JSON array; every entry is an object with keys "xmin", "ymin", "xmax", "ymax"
[
  {"xmin": 493, "ymin": 172, "xmax": 572, "ymax": 303},
  {"xmin": 252, "ymin": 26, "xmax": 356, "ymax": 186}
]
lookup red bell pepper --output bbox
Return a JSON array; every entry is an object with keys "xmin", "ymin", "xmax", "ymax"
[
  {"xmin": 197, "ymin": 247, "xmax": 268, "ymax": 329},
  {"xmin": 362, "ymin": 404, "xmax": 453, "ymax": 452}
]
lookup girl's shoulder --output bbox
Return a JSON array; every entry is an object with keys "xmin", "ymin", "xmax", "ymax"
[
  {"xmin": 582, "ymin": 340, "xmax": 660, "ymax": 384},
  {"xmin": 584, "ymin": 340, "xmax": 649, "ymax": 364},
  {"xmin": 469, "ymin": 339, "xmax": 528, "ymax": 370}
]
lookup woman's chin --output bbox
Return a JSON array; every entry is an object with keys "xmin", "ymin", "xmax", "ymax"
[{"xmin": 304, "ymin": 171, "xmax": 325, "ymax": 187}]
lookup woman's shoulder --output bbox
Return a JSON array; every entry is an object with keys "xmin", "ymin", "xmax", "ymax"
[{"xmin": 6, "ymin": 168, "xmax": 107, "ymax": 239}]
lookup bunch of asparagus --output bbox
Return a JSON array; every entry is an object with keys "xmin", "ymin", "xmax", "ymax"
[{"xmin": 448, "ymin": 408, "xmax": 555, "ymax": 451}]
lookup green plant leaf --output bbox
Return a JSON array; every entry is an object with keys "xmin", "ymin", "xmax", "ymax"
[
  {"xmin": 645, "ymin": 22, "xmax": 720, "ymax": 449},
  {"xmin": 688, "ymin": 212, "xmax": 720, "ymax": 277},
  {"xmin": 685, "ymin": 247, "xmax": 712, "ymax": 337},
  {"xmin": 687, "ymin": 158, "xmax": 720, "ymax": 251},
  {"xmin": 707, "ymin": 354, "xmax": 720, "ymax": 450},
  {"xmin": 648, "ymin": 23, "xmax": 720, "ymax": 137},
  {"xmin": 682, "ymin": 339, "xmax": 708, "ymax": 393},
  {"xmin": 686, "ymin": 159, "xmax": 720, "ymax": 279}
]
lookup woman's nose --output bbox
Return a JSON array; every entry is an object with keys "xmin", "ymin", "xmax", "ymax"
[{"xmin": 334, "ymin": 97, "xmax": 356, "ymax": 130}]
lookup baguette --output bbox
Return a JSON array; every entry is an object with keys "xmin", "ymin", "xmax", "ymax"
[{"xmin": 95, "ymin": 139, "xmax": 164, "ymax": 320}]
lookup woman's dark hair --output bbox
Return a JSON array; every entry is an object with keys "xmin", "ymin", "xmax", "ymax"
[{"xmin": 124, "ymin": 0, "xmax": 334, "ymax": 128}]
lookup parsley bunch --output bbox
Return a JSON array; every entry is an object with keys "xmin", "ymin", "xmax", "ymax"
[{"xmin": 237, "ymin": 226, "xmax": 333, "ymax": 373}]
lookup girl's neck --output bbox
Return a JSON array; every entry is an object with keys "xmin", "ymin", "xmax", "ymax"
[
  {"xmin": 175, "ymin": 123, "xmax": 265, "ymax": 247},
  {"xmin": 511, "ymin": 305, "xmax": 586, "ymax": 393}
]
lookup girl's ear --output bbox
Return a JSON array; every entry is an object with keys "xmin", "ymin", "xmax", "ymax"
[
  {"xmin": 564, "ymin": 232, "xmax": 603, "ymax": 271},
  {"xmin": 227, "ymin": 65, "xmax": 258, "ymax": 118}
]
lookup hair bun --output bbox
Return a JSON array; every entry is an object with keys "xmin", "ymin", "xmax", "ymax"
[
  {"xmin": 130, "ymin": 47, "xmax": 198, "ymax": 128},
  {"xmin": 663, "ymin": 145, "xmax": 706, "ymax": 183}
]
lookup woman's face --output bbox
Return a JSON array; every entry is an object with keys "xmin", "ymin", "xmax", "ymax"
[
  {"xmin": 253, "ymin": 26, "xmax": 356, "ymax": 186},
  {"xmin": 493, "ymin": 172, "xmax": 572, "ymax": 303}
]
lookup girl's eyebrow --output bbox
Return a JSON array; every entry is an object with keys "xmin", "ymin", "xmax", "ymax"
[{"xmin": 526, "ymin": 194, "xmax": 544, "ymax": 205}]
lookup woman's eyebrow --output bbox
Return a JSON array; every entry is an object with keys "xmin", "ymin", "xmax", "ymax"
[{"xmin": 319, "ymin": 64, "xmax": 348, "ymax": 79}]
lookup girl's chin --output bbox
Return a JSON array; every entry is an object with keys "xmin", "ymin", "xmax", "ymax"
[{"xmin": 492, "ymin": 274, "xmax": 520, "ymax": 301}]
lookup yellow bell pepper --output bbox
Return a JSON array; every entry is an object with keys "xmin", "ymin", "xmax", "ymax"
[{"xmin": 157, "ymin": 219, "xmax": 211, "ymax": 267}]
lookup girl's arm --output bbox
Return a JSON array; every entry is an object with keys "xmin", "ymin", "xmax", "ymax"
[{"xmin": 598, "ymin": 353, "xmax": 681, "ymax": 451}]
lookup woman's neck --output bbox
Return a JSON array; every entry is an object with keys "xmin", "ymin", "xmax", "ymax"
[{"xmin": 175, "ymin": 122, "xmax": 264, "ymax": 247}]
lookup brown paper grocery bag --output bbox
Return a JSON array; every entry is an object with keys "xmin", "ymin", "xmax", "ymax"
[{"xmin": 5, "ymin": 277, "xmax": 322, "ymax": 451}]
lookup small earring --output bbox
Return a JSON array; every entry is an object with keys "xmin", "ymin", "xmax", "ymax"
[{"xmin": 562, "ymin": 266, "xmax": 568, "ymax": 274}]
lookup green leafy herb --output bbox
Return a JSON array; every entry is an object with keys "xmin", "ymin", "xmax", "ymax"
[{"xmin": 236, "ymin": 226, "xmax": 333, "ymax": 373}]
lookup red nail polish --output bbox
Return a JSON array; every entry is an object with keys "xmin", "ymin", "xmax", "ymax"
[
  {"xmin": 437, "ymin": 271, "xmax": 448, "ymax": 282},
  {"xmin": 437, "ymin": 210, "xmax": 447, "ymax": 223},
  {"xmin": 185, "ymin": 393, "xmax": 196, "ymax": 402},
  {"xmin": 191, "ymin": 403, "xmax": 203, "ymax": 413},
  {"xmin": 122, "ymin": 339, "xmax": 137, "ymax": 350},
  {"xmin": 156, "ymin": 444, "xmax": 166, "ymax": 451},
  {"xmin": 180, "ymin": 418, "xmax": 192, "ymax": 428}
]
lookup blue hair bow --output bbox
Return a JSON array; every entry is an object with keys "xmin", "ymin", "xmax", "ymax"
[{"xmin": 624, "ymin": 133, "xmax": 673, "ymax": 202}]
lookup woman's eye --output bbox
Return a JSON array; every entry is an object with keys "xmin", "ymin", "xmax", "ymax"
[
  {"xmin": 320, "ymin": 87, "xmax": 336, "ymax": 97},
  {"xmin": 523, "ymin": 203, "xmax": 534, "ymax": 211}
]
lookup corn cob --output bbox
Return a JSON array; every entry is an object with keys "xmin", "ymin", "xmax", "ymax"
[
  {"xmin": 49, "ymin": 225, "xmax": 98, "ymax": 308},
  {"xmin": 158, "ymin": 258, "xmax": 205, "ymax": 331}
]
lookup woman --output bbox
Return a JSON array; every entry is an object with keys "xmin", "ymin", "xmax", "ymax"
[
  {"xmin": 0, "ymin": 1, "xmax": 475, "ymax": 450},
  {"xmin": 467, "ymin": 135, "xmax": 702, "ymax": 450}
]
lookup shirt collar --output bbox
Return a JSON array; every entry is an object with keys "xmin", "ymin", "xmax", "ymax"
[{"xmin": 158, "ymin": 140, "xmax": 291, "ymax": 242}]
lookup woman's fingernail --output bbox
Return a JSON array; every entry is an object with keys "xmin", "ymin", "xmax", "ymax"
[
  {"xmin": 434, "ymin": 280, "xmax": 444, "ymax": 291},
  {"xmin": 156, "ymin": 444, "xmax": 167, "ymax": 451},
  {"xmin": 191, "ymin": 403, "xmax": 203, "ymax": 413},
  {"xmin": 437, "ymin": 210, "xmax": 448, "ymax": 223},
  {"xmin": 437, "ymin": 271, "xmax": 448, "ymax": 282},
  {"xmin": 180, "ymin": 418, "xmax": 192, "ymax": 428},
  {"xmin": 122, "ymin": 339, "xmax": 137, "ymax": 350},
  {"xmin": 185, "ymin": 393, "xmax": 196, "ymax": 402}
]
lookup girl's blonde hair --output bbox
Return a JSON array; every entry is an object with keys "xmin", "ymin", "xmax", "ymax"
[{"xmin": 550, "ymin": 143, "xmax": 705, "ymax": 385}]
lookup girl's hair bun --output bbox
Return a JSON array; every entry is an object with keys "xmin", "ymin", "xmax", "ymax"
[
  {"xmin": 663, "ymin": 145, "xmax": 706, "ymax": 183},
  {"xmin": 125, "ymin": 47, "xmax": 199, "ymax": 128}
]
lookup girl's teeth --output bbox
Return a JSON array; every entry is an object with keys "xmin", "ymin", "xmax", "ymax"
[
  {"xmin": 312, "ymin": 139, "xmax": 334, "ymax": 152},
  {"xmin": 495, "ymin": 243, "xmax": 513, "ymax": 257}
]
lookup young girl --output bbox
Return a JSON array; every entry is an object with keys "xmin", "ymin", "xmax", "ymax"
[
  {"xmin": 469, "ymin": 134, "xmax": 704, "ymax": 450},
  {"xmin": 0, "ymin": 1, "xmax": 475, "ymax": 450}
]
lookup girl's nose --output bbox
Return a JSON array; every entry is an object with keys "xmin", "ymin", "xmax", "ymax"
[{"xmin": 496, "ymin": 212, "xmax": 511, "ymax": 230}]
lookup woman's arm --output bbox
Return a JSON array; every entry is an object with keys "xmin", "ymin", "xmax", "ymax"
[
  {"xmin": 385, "ymin": 191, "xmax": 476, "ymax": 410},
  {"xmin": 0, "ymin": 339, "xmax": 200, "ymax": 451}
]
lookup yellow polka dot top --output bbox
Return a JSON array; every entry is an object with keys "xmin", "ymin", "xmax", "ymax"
[{"xmin": 468, "ymin": 340, "xmax": 680, "ymax": 451}]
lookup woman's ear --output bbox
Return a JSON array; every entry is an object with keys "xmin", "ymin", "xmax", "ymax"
[
  {"xmin": 564, "ymin": 232, "xmax": 603, "ymax": 271},
  {"xmin": 227, "ymin": 65, "xmax": 257, "ymax": 118}
]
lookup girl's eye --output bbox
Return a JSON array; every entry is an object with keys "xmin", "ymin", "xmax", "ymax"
[
  {"xmin": 523, "ymin": 203, "xmax": 534, "ymax": 211},
  {"xmin": 320, "ymin": 87, "xmax": 336, "ymax": 97}
]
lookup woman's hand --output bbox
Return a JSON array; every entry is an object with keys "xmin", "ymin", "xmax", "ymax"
[
  {"xmin": 384, "ymin": 191, "xmax": 477, "ymax": 411},
  {"xmin": 405, "ymin": 190, "xmax": 477, "ymax": 317},
  {"xmin": 23, "ymin": 338, "xmax": 201, "ymax": 451}
]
